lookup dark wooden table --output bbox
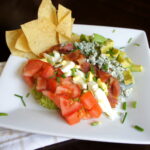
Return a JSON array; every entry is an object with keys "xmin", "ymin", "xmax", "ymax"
[{"xmin": 0, "ymin": 0, "xmax": 150, "ymax": 149}]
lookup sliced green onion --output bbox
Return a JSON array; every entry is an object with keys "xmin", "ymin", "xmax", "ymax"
[
  {"xmin": 47, "ymin": 58, "xmax": 52, "ymax": 64},
  {"xmin": 49, "ymin": 75, "xmax": 55, "ymax": 78},
  {"xmin": 122, "ymin": 102, "xmax": 127, "ymax": 110},
  {"xmin": 102, "ymin": 63, "xmax": 108, "ymax": 71},
  {"xmin": 128, "ymin": 37, "xmax": 132, "ymax": 43},
  {"xmin": 26, "ymin": 92, "xmax": 30, "ymax": 98},
  {"xmin": 90, "ymin": 65, "xmax": 95, "ymax": 74},
  {"xmin": 121, "ymin": 112, "xmax": 128, "ymax": 123},
  {"xmin": 49, "ymin": 52, "xmax": 54, "ymax": 56},
  {"xmin": 93, "ymin": 76, "xmax": 97, "ymax": 82},
  {"xmin": 0, "ymin": 113, "xmax": 8, "ymax": 116},
  {"xmin": 133, "ymin": 125, "xmax": 144, "ymax": 132},
  {"xmin": 14, "ymin": 94, "xmax": 26, "ymax": 107},
  {"xmin": 61, "ymin": 74, "xmax": 66, "ymax": 78},
  {"xmin": 119, "ymin": 47, "xmax": 125, "ymax": 49},
  {"xmin": 56, "ymin": 77, "xmax": 60, "ymax": 83},
  {"xmin": 71, "ymin": 68, "xmax": 76, "ymax": 77},
  {"xmin": 133, "ymin": 43, "xmax": 140, "ymax": 47},
  {"xmin": 85, "ymin": 71, "xmax": 90, "ymax": 79},
  {"xmin": 90, "ymin": 121, "xmax": 100, "ymax": 126},
  {"xmin": 132, "ymin": 101, "xmax": 137, "ymax": 108},
  {"xmin": 112, "ymin": 29, "xmax": 116, "ymax": 33}
]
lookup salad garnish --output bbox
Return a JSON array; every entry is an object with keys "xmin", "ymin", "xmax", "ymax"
[
  {"xmin": 122, "ymin": 112, "xmax": 128, "ymax": 124},
  {"xmin": 14, "ymin": 94, "xmax": 26, "ymax": 107},
  {"xmin": 133, "ymin": 125, "xmax": 144, "ymax": 132},
  {"xmin": 0, "ymin": 113, "xmax": 8, "ymax": 116}
]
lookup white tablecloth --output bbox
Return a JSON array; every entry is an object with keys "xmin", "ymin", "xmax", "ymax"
[{"xmin": 0, "ymin": 62, "xmax": 69, "ymax": 150}]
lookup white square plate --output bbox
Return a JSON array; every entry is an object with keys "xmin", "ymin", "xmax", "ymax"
[{"xmin": 0, "ymin": 24, "xmax": 150, "ymax": 144}]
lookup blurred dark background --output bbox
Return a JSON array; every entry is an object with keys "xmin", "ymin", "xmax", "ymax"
[{"xmin": 0, "ymin": 0, "xmax": 150, "ymax": 149}]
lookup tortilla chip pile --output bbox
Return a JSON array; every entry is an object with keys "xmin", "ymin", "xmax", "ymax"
[{"xmin": 5, "ymin": 0, "xmax": 76, "ymax": 58}]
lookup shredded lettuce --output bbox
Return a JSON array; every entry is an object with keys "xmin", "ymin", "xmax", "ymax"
[{"xmin": 31, "ymin": 88, "xmax": 58, "ymax": 110}]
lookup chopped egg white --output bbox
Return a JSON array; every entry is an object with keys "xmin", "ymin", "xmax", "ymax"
[{"xmin": 88, "ymin": 81, "xmax": 117, "ymax": 120}]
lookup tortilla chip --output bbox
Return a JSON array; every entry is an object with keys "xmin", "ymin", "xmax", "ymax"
[
  {"xmin": 21, "ymin": 18, "xmax": 58, "ymax": 56},
  {"xmin": 38, "ymin": 0, "xmax": 57, "ymax": 25},
  {"xmin": 56, "ymin": 12, "xmax": 72, "ymax": 38},
  {"xmin": 15, "ymin": 32, "xmax": 31, "ymax": 52},
  {"xmin": 58, "ymin": 33, "xmax": 71, "ymax": 43},
  {"xmin": 57, "ymin": 4, "xmax": 71, "ymax": 23},
  {"xmin": 5, "ymin": 29, "xmax": 37, "ymax": 59}
]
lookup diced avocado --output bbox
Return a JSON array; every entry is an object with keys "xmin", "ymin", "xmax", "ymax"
[
  {"xmin": 101, "ymin": 39, "xmax": 114, "ymax": 53},
  {"xmin": 92, "ymin": 33, "xmax": 107, "ymax": 43},
  {"xmin": 117, "ymin": 55, "xmax": 131, "ymax": 68},
  {"xmin": 71, "ymin": 33, "xmax": 80, "ymax": 42},
  {"xmin": 106, "ymin": 48, "xmax": 120, "ymax": 58},
  {"xmin": 80, "ymin": 34, "xmax": 90, "ymax": 42},
  {"xmin": 125, "ymin": 57, "xmax": 133, "ymax": 64},
  {"xmin": 130, "ymin": 64, "xmax": 143, "ymax": 72},
  {"xmin": 86, "ymin": 72, "xmax": 94, "ymax": 82},
  {"xmin": 123, "ymin": 70, "xmax": 134, "ymax": 85},
  {"xmin": 97, "ymin": 78, "xmax": 108, "ymax": 94}
]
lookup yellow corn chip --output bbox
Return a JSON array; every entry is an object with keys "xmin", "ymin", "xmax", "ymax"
[
  {"xmin": 57, "ymin": 4, "xmax": 71, "ymax": 23},
  {"xmin": 57, "ymin": 12, "xmax": 72, "ymax": 38},
  {"xmin": 38, "ymin": 0, "xmax": 57, "ymax": 25},
  {"xmin": 21, "ymin": 18, "xmax": 58, "ymax": 56},
  {"xmin": 58, "ymin": 33, "xmax": 71, "ymax": 43},
  {"xmin": 5, "ymin": 29, "xmax": 37, "ymax": 59},
  {"xmin": 15, "ymin": 32, "xmax": 31, "ymax": 52}
]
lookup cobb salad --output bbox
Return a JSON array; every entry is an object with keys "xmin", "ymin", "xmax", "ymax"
[{"xmin": 22, "ymin": 33, "xmax": 143, "ymax": 125}]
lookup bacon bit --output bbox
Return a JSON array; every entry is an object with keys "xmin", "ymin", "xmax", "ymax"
[
  {"xmin": 96, "ymin": 69, "xmax": 111, "ymax": 82},
  {"xmin": 80, "ymin": 62, "xmax": 90, "ymax": 73},
  {"xmin": 64, "ymin": 50, "xmax": 81, "ymax": 62},
  {"xmin": 107, "ymin": 93, "xmax": 118, "ymax": 108}
]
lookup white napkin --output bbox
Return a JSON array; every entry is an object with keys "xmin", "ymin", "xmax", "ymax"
[{"xmin": 0, "ymin": 62, "xmax": 69, "ymax": 150}]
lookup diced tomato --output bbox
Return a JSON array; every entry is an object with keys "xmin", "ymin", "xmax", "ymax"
[
  {"xmin": 60, "ymin": 77, "xmax": 72, "ymax": 86},
  {"xmin": 55, "ymin": 68, "xmax": 64, "ymax": 77},
  {"xmin": 40, "ymin": 64, "xmax": 55, "ymax": 78},
  {"xmin": 36, "ymin": 77, "xmax": 47, "ymax": 91},
  {"xmin": 47, "ymin": 78, "xmax": 57, "ymax": 92},
  {"xmin": 80, "ymin": 91, "xmax": 97, "ymax": 110},
  {"xmin": 109, "ymin": 77, "xmax": 120, "ymax": 97},
  {"xmin": 80, "ymin": 62, "xmax": 90, "ymax": 73},
  {"xmin": 78, "ymin": 108, "xmax": 91, "ymax": 120},
  {"xmin": 107, "ymin": 93, "xmax": 118, "ymax": 108},
  {"xmin": 23, "ymin": 60, "xmax": 44, "ymax": 77},
  {"xmin": 88, "ymin": 103, "xmax": 102, "ymax": 118},
  {"xmin": 97, "ymin": 69, "xmax": 111, "ymax": 82},
  {"xmin": 23, "ymin": 76, "xmax": 34, "ymax": 88},
  {"xmin": 60, "ymin": 99, "xmax": 82, "ymax": 117},
  {"xmin": 64, "ymin": 111, "xmax": 80, "ymax": 125}
]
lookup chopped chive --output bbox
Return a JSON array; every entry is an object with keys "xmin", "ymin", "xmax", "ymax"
[
  {"xmin": 26, "ymin": 92, "xmax": 30, "ymax": 98},
  {"xmin": 102, "ymin": 63, "xmax": 108, "ymax": 71},
  {"xmin": 0, "ymin": 113, "xmax": 8, "ymax": 116},
  {"xmin": 14, "ymin": 94, "xmax": 26, "ymax": 107},
  {"xmin": 133, "ymin": 125, "xmax": 144, "ymax": 132},
  {"xmin": 49, "ymin": 75, "xmax": 55, "ymax": 78},
  {"xmin": 93, "ymin": 76, "xmax": 97, "ymax": 82},
  {"xmin": 72, "ymin": 49, "xmax": 78, "ymax": 52},
  {"xmin": 132, "ymin": 101, "xmax": 137, "ymax": 108},
  {"xmin": 90, "ymin": 121, "xmax": 100, "ymax": 126},
  {"xmin": 49, "ymin": 52, "xmax": 54, "ymax": 56},
  {"xmin": 121, "ymin": 112, "xmax": 128, "ymax": 123},
  {"xmin": 133, "ymin": 43, "xmax": 140, "ymax": 47},
  {"xmin": 56, "ymin": 77, "xmax": 60, "ymax": 83},
  {"xmin": 85, "ymin": 71, "xmax": 90, "ymax": 79},
  {"xmin": 61, "ymin": 74, "xmax": 66, "ymax": 78},
  {"xmin": 128, "ymin": 37, "xmax": 132, "ymax": 43},
  {"xmin": 112, "ymin": 29, "xmax": 116, "ymax": 33},
  {"xmin": 90, "ymin": 65, "xmax": 95, "ymax": 74},
  {"xmin": 119, "ymin": 47, "xmax": 125, "ymax": 49},
  {"xmin": 73, "ymin": 98, "xmax": 80, "ymax": 101},
  {"xmin": 71, "ymin": 68, "xmax": 76, "ymax": 77},
  {"xmin": 47, "ymin": 58, "xmax": 52, "ymax": 64},
  {"xmin": 122, "ymin": 102, "xmax": 127, "ymax": 110}
]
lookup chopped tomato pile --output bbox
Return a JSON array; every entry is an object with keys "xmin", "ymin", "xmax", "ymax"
[{"xmin": 23, "ymin": 59, "xmax": 103, "ymax": 125}]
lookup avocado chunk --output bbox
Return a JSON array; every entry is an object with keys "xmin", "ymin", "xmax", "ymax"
[
  {"xmin": 101, "ymin": 39, "xmax": 114, "ymax": 53},
  {"xmin": 97, "ymin": 78, "xmax": 108, "ymax": 94},
  {"xmin": 106, "ymin": 48, "xmax": 120, "ymax": 58},
  {"xmin": 72, "ymin": 33, "xmax": 80, "ymax": 42},
  {"xmin": 130, "ymin": 64, "xmax": 143, "ymax": 72},
  {"xmin": 123, "ymin": 70, "xmax": 134, "ymax": 85},
  {"xmin": 80, "ymin": 34, "xmax": 90, "ymax": 42},
  {"xmin": 86, "ymin": 71, "xmax": 94, "ymax": 82},
  {"xmin": 92, "ymin": 33, "xmax": 107, "ymax": 43}
]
